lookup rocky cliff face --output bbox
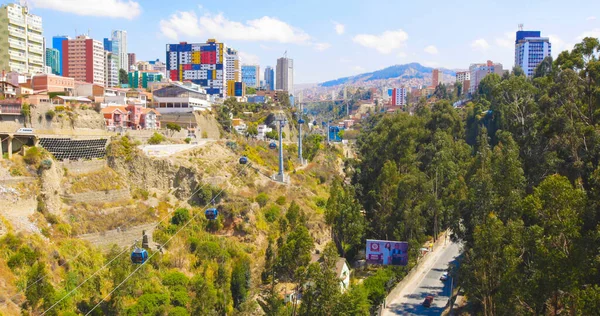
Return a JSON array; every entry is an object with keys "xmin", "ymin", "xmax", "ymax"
[
  {"xmin": 39, "ymin": 160, "xmax": 64, "ymax": 215},
  {"xmin": 108, "ymin": 151, "xmax": 200, "ymax": 201}
]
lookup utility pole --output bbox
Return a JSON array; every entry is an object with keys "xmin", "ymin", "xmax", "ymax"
[
  {"xmin": 274, "ymin": 113, "xmax": 287, "ymax": 183},
  {"xmin": 297, "ymin": 104, "xmax": 304, "ymax": 164}
]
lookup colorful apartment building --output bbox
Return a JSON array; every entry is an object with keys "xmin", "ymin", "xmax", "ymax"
[
  {"xmin": 128, "ymin": 70, "xmax": 163, "ymax": 89},
  {"xmin": 166, "ymin": 39, "xmax": 242, "ymax": 98},
  {"xmin": 62, "ymin": 35, "xmax": 105, "ymax": 86},
  {"xmin": 227, "ymin": 81, "xmax": 246, "ymax": 98}
]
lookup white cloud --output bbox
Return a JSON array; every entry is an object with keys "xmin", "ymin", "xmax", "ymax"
[
  {"xmin": 30, "ymin": 0, "xmax": 141, "ymax": 19},
  {"xmin": 333, "ymin": 22, "xmax": 345, "ymax": 35},
  {"xmin": 547, "ymin": 34, "xmax": 573, "ymax": 54},
  {"xmin": 353, "ymin": 29, "xmax": 408, "ymax": 54},
  {"xmin": 160, "ymin": 10, "xmax": 312, "ymax": 44},
  {"xmin": 587, "ymin": 16, "xmax": 596, "ymax": 21},
  {"xmin": 397, "ymin": 52, "xmax": 407, "ymax": 58},
  {"xmin": 314, "ymin": 42, "xmax": 331, "ymax": 51},
  {"xmin": 424, "ymin": 45, "xmax": 438, "ymax": 55},
  {"xmin": 339, "ymin": 57, "xmax": 351, "ymax": 63},
  {"xmin": 495, "ymin": 32, "xmax": 513, "ymax": 48},
  {"xmin": 239, "ymin": 51, "xmax": 259, "ymax": 65},
  {"xmin": 577, "ymin": 29, "xmax": 600, "ymax": 40},
  {"xmin": 353, "ymin": 66, "xmax": 365, "ymax": 72},
  {"xmin": 471, "ymin": 38, "xmax": 490, "ymax": 51},
  {"xmin": 423, "ymin": 61, "xmax": 439, "ymax": 67}
]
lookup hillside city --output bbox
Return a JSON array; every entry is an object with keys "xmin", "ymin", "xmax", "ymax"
[{"xmin": 1, "ymin": 1, "xmax": 600, "ymax": 316}]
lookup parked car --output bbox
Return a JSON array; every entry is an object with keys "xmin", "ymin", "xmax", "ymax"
[
  {"xmin": 423, "ymin": 295, "xmax": 434, "ymax": 308},
  {"xmin": 440, "ymin": 272, "xmax": 448, "ymax": 281}
]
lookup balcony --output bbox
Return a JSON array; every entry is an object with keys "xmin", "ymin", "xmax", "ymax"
[
  {"xmin": 28, "ymin": 24, "xmax": 42, "ymax": 32},
  {"xmin": 8, "ymin": 27, "xmax": 26, "ymax": 39},
  {"xmin": 28, "ymin": 45, "xmax": 43, "ymax": 54},
  {"xmin": 9, "ymin": 52, "xmax": 26, "ymax": 62},
  {"xmin": 9, "ymin": 18, "xmax": 25, "ymax": 27},
  {"xmin": 29, "ymin": 56, "xmax": 44, "ymax": 65},
  {"xmin": 28, "ymin": 33, "xmax": 43, "ymax": 43},
  {"xmin": 8, "ymin": 40, "xmax": 26, "ymax": 50}
]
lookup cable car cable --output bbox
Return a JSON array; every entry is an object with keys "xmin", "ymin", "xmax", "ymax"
[{"xmin": 84, "ymin": 163, "xmax": 252, "ymax": 316}]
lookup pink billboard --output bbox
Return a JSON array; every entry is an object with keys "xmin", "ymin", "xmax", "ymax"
[{"xmin": 366, "ymin": 239, "xmax": 409, "ymax": 266}]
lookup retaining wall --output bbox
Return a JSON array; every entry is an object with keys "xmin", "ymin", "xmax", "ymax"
[
  {"xmin": 62, "ymin": 189, "xmax": 130, "ymax": 204},
  {"xmin": 59, "ymin": 160, "xmax": 106, "ymax": 175}
]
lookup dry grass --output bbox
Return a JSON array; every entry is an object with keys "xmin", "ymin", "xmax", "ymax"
[
  {"xmin": 68, "ymin": 167, "xmax": 126, "ymax": 194},
  {"xmin": 67, "ymin": 201, "xmax": 156, "ymax": 235}
]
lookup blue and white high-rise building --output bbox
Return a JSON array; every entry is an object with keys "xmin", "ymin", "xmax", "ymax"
[
  {"xmin": 241, "ymin": 64, "xmax": 260, "ymax": 88},
  {"xmin": 515, "ymin": 30, "xmax": 551, "ymax": 77},
  {"xmin": 52, "ymin": 35, "xmax": 69, "ymax": 75},
  {"xmin": 264, "ymin": 66, "xmax": 274, "ymax": 91}
]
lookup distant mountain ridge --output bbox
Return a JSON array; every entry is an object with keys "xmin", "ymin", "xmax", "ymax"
[{"xmin": 320, "ymin": 63, "xmax": 456, "ymax": 87}]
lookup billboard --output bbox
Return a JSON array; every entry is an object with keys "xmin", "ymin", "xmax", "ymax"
[{"xmin": 366, "ymin": 239, "xmax": 409, "ymax": 266}]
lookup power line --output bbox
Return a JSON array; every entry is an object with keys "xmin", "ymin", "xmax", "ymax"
[
  {"xmin": 84, "ymin": 163, "xmax": 252, "ymax": 315},
  {"xmin": 38, "ymin": 164, "xmax": 236, "ymax": 315}
]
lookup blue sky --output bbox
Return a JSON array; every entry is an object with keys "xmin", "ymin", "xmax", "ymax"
[{"xmin": 14, "ymin": 0, "xmax": 600, "ymax": 83}]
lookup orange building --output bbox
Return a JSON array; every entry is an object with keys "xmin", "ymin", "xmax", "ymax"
[{"xmin": 31, "ymin": 74, "xmax": 75, "ymax": 94}]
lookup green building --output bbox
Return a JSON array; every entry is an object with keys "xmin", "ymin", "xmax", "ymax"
[
  {"xmin": 128, "ymin": 71, "xmax": 163, "ymax": 89},
  {"xmin": 45, "ymin": 48, "xmax": 60, "ymax": 75}
]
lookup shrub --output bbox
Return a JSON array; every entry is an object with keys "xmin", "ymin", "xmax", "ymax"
[
  {"xmin": 275, "ymin": 196, "xmax": 286, "ymax": 206},
  {"xmin": 45, "ymin": 110, "xmax": 56, "ymax": 120},
  {"xmin": 24, "ymin": 147, "xmax": 43, "ymax": 166},
  {"xmin": 184, "ymin": 137, "xmax": 191, "ymax": 144},
  {"xmin": 171, "ymin": 208, "xmax": 190, "ymax": 226},
  {"xmin": 263, "ymin": 205, "xmax": 281, "ymax": 223},
  {"xmin": 40, "ymin": 159, "xmax": 52, "ymax": 170},
  {"xmin": 255, "ymin": 193, "xmax": 269, "ymax": 208},
  {"xmin": 148, "ymin": 132, "xmax": 166, "ymax": 145},
  {"xmin": 55, "ymin": 106, "xmax": 66, "ymax": 112},
  {"xmin": 202, "ymin": 131, "xmax": 208, "ymax": 138}
]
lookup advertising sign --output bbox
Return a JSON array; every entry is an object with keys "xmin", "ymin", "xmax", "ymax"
[{"xmin": 366, "ymin": 239, "xmax": 409, "ymax": 266}]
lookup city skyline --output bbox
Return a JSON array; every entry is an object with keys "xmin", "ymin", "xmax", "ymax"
[{"xmin": 9, "ymin": 0, "xmax": 600, "ymax": 83}]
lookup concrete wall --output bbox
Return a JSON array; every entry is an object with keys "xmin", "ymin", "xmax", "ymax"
[
  {"xmin": 62, "ymin": 188, "xmax": 130, "ymax": 204},
  {"xmin": 78, "ymin": 222, "xmax": 156, "ymax": 250},
  {"xmin": 59, "ymin": 160, "xmax": 106, "ymax": 175}
]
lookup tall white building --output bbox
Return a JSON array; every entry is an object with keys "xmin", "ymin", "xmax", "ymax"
[
  {"xmin": 111, "ymin": 30, "xmax": 128, "ymax": 71},
  {"xmin": 105, "ymin": 51, "xmax": 118, "ymax": 88},
  {"xmin": 456, "ymin": 71, "xmax": 470, "ymax": 83},
  {"xmin": 0, "ymin": 3, "xmax": 45, "ymax": 74},
  {"xmin": 276, "ymin": 56, "xmax": 294, "ymax": 93},
  {"xmin": 514, "ymin": 30, "xmax": 551, "ymax": 77},
  {"xmin": 225, "ymin": 47, "xmax": 241, "ymax": 82}
]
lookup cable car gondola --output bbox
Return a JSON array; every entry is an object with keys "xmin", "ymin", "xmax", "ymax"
[
  {"xmin": 269, "ymin": 142, "xmax": 277, "ymax": 150},
  {"xmin": 313, "ymin": 120, "xmax": 317, "ymax": 126},
  {"xmin": 298, "ymin": 118, "xmax": 305, "ymax": 124},
  {"xmin": 205, "ymin": 208, "xmax": 218, "ymax": 220},
  {"xmin": 239, "ymin": 156, "xmax": 248, "ymax": 164},
  {"xmin": 131, "ymin": 247, "xmax": 148, "ymax": 264}
]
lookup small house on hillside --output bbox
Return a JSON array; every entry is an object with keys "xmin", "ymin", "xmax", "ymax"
[{"xmin": 308, "ymin": 253, "xmax": 351, "ymax": 293}]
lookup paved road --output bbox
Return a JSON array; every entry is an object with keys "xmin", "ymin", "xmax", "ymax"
[
  {"xmin": 138, "ymin": 140, "xmax": 211, "ymax": 157},
  {"xmin": 383, "ymin": 240, "xmax": 461, "ymax": 316}
]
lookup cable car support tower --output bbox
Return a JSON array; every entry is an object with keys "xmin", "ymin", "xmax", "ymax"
[{"xmin": 273, "ymin": 113, "xmax": 288, "ymax": 183}]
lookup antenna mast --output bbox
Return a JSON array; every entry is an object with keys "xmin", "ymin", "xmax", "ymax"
[{"xmin": 518, "ymin": 23, "xmax": 524, "ymax": 31}]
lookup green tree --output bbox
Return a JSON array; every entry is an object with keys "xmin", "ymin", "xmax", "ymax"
[
  {"xmin": 276, "ymin": 225, "xmax": 314, "ymax": 280},
  {"xmin": 231, "ymin": 257, "xmax": 251, "ymax": 309},
  {"xmin": 119, "ymin": 69, "xmax": 128, "ymax": 85},
  {"xmin": 166, "ymin": 123, "xmax": 182, "ymax": 136},
  {"xmin": 24, "ymin": 262, "xmax": 56, "ymax": 313},
  {"xmin": 171, "ymin": 208, "xmax": 190, "ymax": 226},
  {"xmin": 325, "ymin": 179, "xmax": 365, "ymax": 258}
]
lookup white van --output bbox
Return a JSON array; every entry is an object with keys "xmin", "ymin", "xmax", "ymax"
[{"xmin": 15, "ymin": 128, "xmax": 34, "ymax": 134}]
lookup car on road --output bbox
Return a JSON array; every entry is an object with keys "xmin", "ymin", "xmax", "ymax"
[
  {"xmin": 423, "ymin": 295, "xmax": 434, "ymax": 308},
  {"xmin": 440, "ymin": 272, "xmax": 448, "ymax": 281}
]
